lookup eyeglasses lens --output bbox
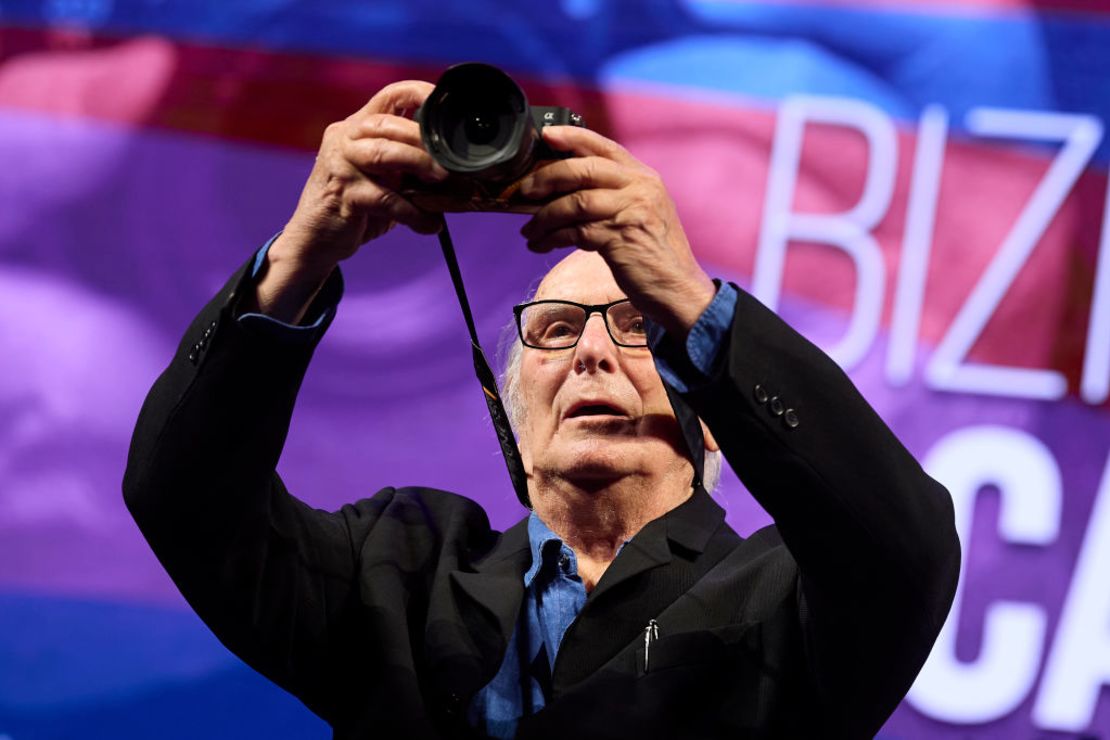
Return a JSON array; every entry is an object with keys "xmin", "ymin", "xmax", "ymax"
[{"xmin": 519, "ymin": 301, "xmax": 647, "ymax": 349}]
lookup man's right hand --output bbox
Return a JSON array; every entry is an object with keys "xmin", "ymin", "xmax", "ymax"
[{"xmin": 252, "ymin": 80, "xmax": 449, "ymax": 324}]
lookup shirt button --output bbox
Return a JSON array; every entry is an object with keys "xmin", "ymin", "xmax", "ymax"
[
  {"xmin": 784, "ymin": 408, "xmax": 800, "ymax": 428},
  {"xmin": 769, "ymin": 396, "xmax": 785, "ymax": 417},
  {"xmin": 559, "ymin": 554, "xmax": 571, "ymax": 572}
]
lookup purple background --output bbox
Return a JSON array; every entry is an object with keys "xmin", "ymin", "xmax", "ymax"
[{"xmin": 3, "ymin": 1, "xmax": 1110, "ymax": 737}]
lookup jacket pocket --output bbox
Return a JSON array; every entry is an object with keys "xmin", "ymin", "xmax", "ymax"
[{"xmin": 636, "ymin": 622, "xmax": 761, "ymax": 676}]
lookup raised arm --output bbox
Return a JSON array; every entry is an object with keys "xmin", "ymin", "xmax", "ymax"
[
  {"xmin": 518, "ymin": 124, "xmax": 959, "ymax": 736},
  {"xmin": 122, "ymin": 255, "xmax": 373, "ymax": 720},
  {"xmin": 122, "ymin": 80, "xmax": 451, "ymax": 721},
  {"xmin": 684, "ymin": 286, "xmax": 959, "ymax": 736}
]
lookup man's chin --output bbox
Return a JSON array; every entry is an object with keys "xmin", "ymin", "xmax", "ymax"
[
  {"xmin": 545, "ymin": 439, "xmax": 647, "ymax": 482},
  {"xmin": 560, "ymin": 460, "xmax": 628, "ymax": 483}
]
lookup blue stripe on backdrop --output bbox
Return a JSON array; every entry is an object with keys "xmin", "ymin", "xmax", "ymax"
[
  {"xmin": 0, "ymin": 592, "xmax": 906, "ymax": 738},
  {"xmin": 2, "ymin": 1, "xmax": 1110, "ymax": 158},
  {"xmin": 0, "ymin": 593, "xmax": 327, "ymax": 740}
]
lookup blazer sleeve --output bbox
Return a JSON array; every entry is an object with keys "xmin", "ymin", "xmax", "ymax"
[
  {"xmin": 678, "ymin": 284, "xmax": 961, "ymax": 737},
  {"xmin": 121, "ymin": 255, "xmax": 392, "ymax": 723}
]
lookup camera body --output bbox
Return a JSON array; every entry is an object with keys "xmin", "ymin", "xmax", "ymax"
[{"xmin": 402, "ymin": 63, "xmax": 586, "ymax": 213}]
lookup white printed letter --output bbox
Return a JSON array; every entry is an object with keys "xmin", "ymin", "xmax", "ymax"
[
  {"xmin": 754, "ymin": 95, "xmax": 897, "ymax": 370},
  {"xmin": 887, "ymin": 105, "xmax": 948, "ymax": 386},
  {"xmin": 908, "ymin": 426, "xmax": 1060, "ymax": 722},
  {"xmin": 1034, "ymin": 450, "xmax": 1110, "ymax": 731},
  {"xmin": 1080, "ymin": 168, "xmax": 1110, "ymax": 404},
  {"xmin": 925, "ymin": 109, "xmax": 1102, "ymax": 400}
]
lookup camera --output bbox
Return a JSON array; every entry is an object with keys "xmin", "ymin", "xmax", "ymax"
[{"xmin": 403, "ymin": 63, "xmax": 586, "ymax": 213}]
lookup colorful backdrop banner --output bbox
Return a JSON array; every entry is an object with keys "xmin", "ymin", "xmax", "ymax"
[{"xmin": 2, "ymin": 1, "xmax": 1109, "ymax": 737}]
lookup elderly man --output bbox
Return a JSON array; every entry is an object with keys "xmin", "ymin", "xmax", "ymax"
[{"xmin": 123, "ymin": 81, "xmax": 959, "ymax": 739}]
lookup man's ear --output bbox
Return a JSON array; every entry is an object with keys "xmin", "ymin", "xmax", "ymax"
[{"xmin": 700, "ymin": 419, "xmax": 719, "ymax": 453}]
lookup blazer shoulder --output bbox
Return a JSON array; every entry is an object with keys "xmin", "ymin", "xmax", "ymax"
[
  {"xmin": 744, "ymin": 522, "xmax": 786, "ymax": 551},
  {"xmin": 349, "ymin": 485, "xmax": 507, "ymax": 561},
  {"xmin": 722, "ymin": 522, "xmax": 796, "ymax": 575},
  {"xmin": 389, "ymin": 486, "xmax": 495, "ymax": 521}
]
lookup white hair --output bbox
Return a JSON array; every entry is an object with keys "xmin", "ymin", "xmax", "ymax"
[{"xmin": 498, "ymin": 318, "xmax": 723, "ymax": 493}]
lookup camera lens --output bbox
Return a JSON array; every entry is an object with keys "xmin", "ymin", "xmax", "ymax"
[
  {"xmin": 419, "ymin": 63, "xmax": 535, "ymax": 180},
  {"xmin": 442, "ymin": 92, "xmax": 516, "ymax": 160},
  {"xmin": 464, "ymin": 114, "xmax": 498, "ymax": 146}
]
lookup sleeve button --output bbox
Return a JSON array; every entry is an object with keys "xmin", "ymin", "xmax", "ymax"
[
  {"xmin": 753, "ymin": 384, "xmax": 769, "ymax": 404},
  {"xmin": 769, "ymin": 397, "xmax": 784, "ymax": 417},
  {"xmin": 784, "ymin": 409, "xmax": 799, "ymax": 428}
]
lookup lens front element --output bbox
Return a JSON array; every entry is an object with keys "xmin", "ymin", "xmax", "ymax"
[{"xmin": 420, "ymin": 63, "xmax": 533, "ymax": 180}]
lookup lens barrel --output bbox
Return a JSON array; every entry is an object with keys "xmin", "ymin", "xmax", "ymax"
[{"xmin": 418, "ymin": 63, "xmax": 539, "ymax": 182}]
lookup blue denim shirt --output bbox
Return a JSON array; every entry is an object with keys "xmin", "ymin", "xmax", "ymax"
[
  {"xmin": 466, "ymin": 513, "xmax": 590, "ymax": 737},
  {"xmin": 238, "ymin": 237, "xmax": 739, "ymax": 737},
  {"xmin": 465, "ymin": 286, "xmax": 737, "ymax": 738}
]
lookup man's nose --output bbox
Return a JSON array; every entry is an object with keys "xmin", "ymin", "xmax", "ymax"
[{"xmin": 573, "ymin": 314, "xmax": 618, "ymax": 373}]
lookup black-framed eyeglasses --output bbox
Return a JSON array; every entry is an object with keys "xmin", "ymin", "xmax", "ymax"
[{"xmin": 513, "ymin": 299, "xmax": 649, "ymax": 349}]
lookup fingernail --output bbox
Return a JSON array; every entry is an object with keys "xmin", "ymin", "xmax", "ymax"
[{"xmin": 519, "ymin": 176, "xmax": 535, "ymax": 196}]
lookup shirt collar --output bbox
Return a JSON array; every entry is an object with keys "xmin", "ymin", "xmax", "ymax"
[
  {"xmin": 524, "ymin": 511, "xmax": 567, "ymax": 588},
  {"xmin": 526, "ymin": 510, "xmax": 663, "ymax": 589},
  {"xmin": 527, "ymin": 486, "xmax": 724, "ymax": 576}
]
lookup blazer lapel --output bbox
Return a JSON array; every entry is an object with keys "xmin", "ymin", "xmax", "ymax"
[
  {"xmin": 428, "ymin": 517, "xmax": 531, "ymax": 702},
  {"xmin": 551, "ymin": 487, "xmax": 734, "ymax": 693}
]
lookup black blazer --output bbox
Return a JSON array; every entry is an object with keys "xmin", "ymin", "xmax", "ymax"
[{"xmin": 123, "ymin": 258, "xmax": 960, "ymax": 739}]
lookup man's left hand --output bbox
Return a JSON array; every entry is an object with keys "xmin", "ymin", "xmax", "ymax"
[{"xmin": 518, "ymin": 126, "xmax": 716, "ymax": 339}]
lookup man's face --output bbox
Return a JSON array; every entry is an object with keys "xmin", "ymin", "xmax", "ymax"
[{"xmin": 516, "ymin": 251, "xmax": 691, "ymax": 486}]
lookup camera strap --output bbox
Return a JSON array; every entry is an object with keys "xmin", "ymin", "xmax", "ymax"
[
  {"xmin": 435, "ymin": 220, "xmax": 711, "ymax": 508},
  {"xmin": 437, "ymin": 221, "xmax": 532, "ymax": 509}
]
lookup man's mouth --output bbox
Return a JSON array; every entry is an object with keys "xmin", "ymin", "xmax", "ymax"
[{"xmin": 564, "ymin": 401, "xmax": 628, "ymax": 420}]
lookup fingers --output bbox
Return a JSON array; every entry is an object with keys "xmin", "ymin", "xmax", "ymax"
[
  {"xmin": 342, "ymin": 136, "xmax": 449, "ymax": 183},
  {"xmin": 361, "ymin": 80, "xmax": 437, "ymax": 117},
  {"xmin": 523, "ymin": 225, "xmax": 594, "ymax": 254},
  {"xmin": 520, "ymin": 156, "xmax": 630, "ymax": 201},
  {"xmin": 343, "ymin": 178, "xmax": 443, "ymax": 235},
  {"xmin": 350, "ymin": 113, "xmax": 424, "ymax": 149},
  {"xmin": 341, "ymin": 87, "xmax": 448, "ymax": 185},
  {"xmin": 520, "ymin": 189, "xmax": 624, "ymax": 251},
  {"xmin": 540, "ymin": 125, "xmax": 639, "ymax": 166}
]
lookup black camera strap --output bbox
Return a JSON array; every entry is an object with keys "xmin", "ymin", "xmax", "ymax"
[
  {"xmin": 437, "ymin": 221, "xmax": 532, "ymax": 509},
  {"xmin": 435, "ymin": 219, "xmax": 711, "ymax": 509}
]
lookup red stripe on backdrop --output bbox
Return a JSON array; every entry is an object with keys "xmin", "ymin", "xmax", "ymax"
[
  {"xmin": 621, "ymin": 93, "xmax": 1105, "ymax": 401},
  {"xmin": 1, "ymin": 26, "xmax": 1105, "ymax": 399},
  {"xmin": 0, "ymin": 26, "xmax": 610, "ymax": 151}
]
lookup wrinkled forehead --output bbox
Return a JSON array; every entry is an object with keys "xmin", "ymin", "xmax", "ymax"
[{"xmin": 533, "ymin": 251, "xmax": 626, "ymax": 304}]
